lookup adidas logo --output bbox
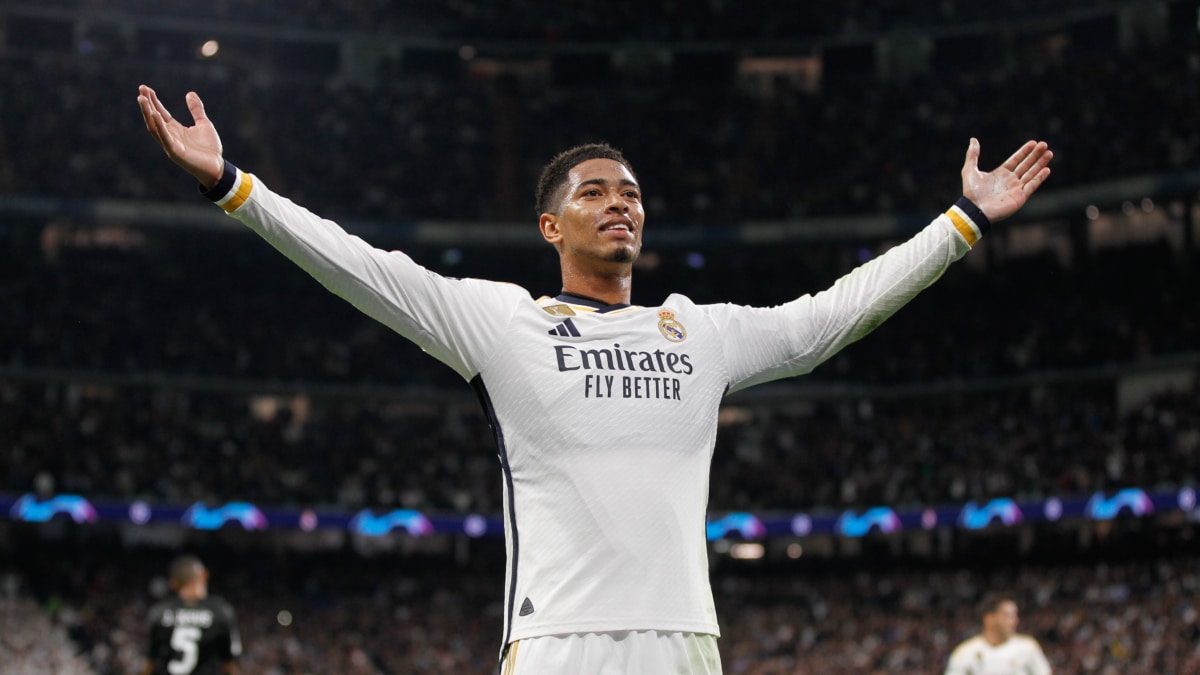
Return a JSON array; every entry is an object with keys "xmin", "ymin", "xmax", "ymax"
[
  {"xmin": 548, "ymin": 318, "xmax": 580, "ymax": 337},
  {"xmin": 519, "ymin": 597, "xmax": 535, "ymax": 616}
]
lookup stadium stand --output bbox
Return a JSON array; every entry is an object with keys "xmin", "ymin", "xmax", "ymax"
[
  {"xmin": 4, "ymin": 528, "xmax": 1199, "ymax": 674},
  {"xmin": 3, "ymin": 229, "xmax": 1197, "ymax": 385},
  {"xmin": 2, "ymin": 369, "xmax": 1198, "ymax": 513},
  {"xmin": 2, "ymin": 0, "xmax": 1198, "ymax": 672},
  {"xmin": 0, "ymin": 4, "xmax": 1196, "ymax": 222}
]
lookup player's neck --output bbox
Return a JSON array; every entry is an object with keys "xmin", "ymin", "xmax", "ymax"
[
  {"xmin": 559, "ymin": 262, "xmax": 632, "ymax": 306},
  {"xmin": 982, "ymin": 630, "xmax": 1009, "ymax": 647},
  {"xmin": 178, "ymin": 583, "xmax": 207, "ymax": 602}
]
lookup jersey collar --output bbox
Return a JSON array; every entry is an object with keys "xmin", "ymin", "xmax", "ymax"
[{"xmin": 555, "ymin": 292, "xmax": 631, "ymax": 314}]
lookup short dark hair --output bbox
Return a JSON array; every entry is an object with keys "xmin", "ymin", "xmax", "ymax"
[
  {"xmin": 978, "ymin": 592, "xmax": 1016, "ymax": 618},
  {"xmin": 168, "ymin": 555, "xmax": 205, "ymax": 587},
  {"xmin": 535, "ymin": 143, "xmax": 636, "ymax": 216}
]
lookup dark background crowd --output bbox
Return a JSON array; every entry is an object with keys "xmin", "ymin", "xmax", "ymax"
[
  {"xmin": 1, "ymin": 1, "xmax": 1197, "ymax": 224},
  {"xmin": 3, "ymin": 225, "xmax": 1197, "ymax": 387},
  {"xmin": 28, "ymin": 0, "xmax": 1133, "ymax": 39},
  {"xmin": 4, "ymin": 524, "xmax": 1200, "ymax": 674},
  {"xmin": 2, "ymin": 0, "xmax": 1199, "ymax": 672},
  {"xmin": 3, "ymin": 370, "xmax": 1198, "ymax": 515}
]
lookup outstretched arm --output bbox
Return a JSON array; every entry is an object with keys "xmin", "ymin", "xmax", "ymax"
[
  {"xmin": 137, "ymin": 85, "xmax": 225, "ymax": 190},
  {"xmin": 962, "ymin": 137, "xmax": 1052, "ymax": 223},
  {"xmin": 719, "ymin": 138, "xmax": 1054, "ymax": 392},
  {"xmin": 134, "ymin": 85, "xmax": 523, "ymax": 382}
]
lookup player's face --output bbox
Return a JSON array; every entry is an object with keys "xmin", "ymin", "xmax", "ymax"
[
  {"xmin": 541, "ymin": 158, "xmax": 644, "ymax": 267},
  {"xmin": 196, "ymin": 567, "xmax": 210, "ymax": 598},
  {"xmin": 988, "ymin": 600, "xmax": 1019, "ymax": 639}
]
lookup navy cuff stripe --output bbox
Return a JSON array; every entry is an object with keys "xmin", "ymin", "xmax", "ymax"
[
  {"xmin": 954, "ymin": 196, "xmax": 991, "ymax": 234},
  {"xmin": 200, "ymin": 160, "xmax": 239, "ymax": 201}
]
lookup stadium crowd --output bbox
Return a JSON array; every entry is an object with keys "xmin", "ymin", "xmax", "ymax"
[
  {"xmin": 2, "ymin": 203, "xmax": 1197, "ymax": 515},
  {"xmin": 0, "ymin": 7, "xmax": 1196, "ymax": 223},
  {"xmin": 28, "ymin": 0, "xmax": 1140, "ymax": 40},
  {"xmin": 3, "ymin": 365, "xmax": 1196, "ymax": 513},
  {"xmin": 0, "ymin": 576, "xmax": 95, "ymax": 675},
  {"xmin": 4, "ymin": 227, "xmax": 1197, "ymax": 387},
  {"xmin": 3, "ymin": 1, "xmax": 1198, "ymax": 673},
  {"xmin": 5, "ymin": 538, "xmax": 1200, "ymax": 674}
]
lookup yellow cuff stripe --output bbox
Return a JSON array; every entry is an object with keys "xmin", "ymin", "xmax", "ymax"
[
  {"xmin": 946, "ymin": 207, "xmax": 980, "ymax": 246},
  {"xmin": 217, "ymin": 171, "xmax": 254, "ymax": 213}
]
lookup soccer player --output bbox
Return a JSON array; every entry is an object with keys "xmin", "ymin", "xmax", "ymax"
[
  {"xmin": 137, "ymin": 85, "xmax": 1052, "ymax": 674},
  {"xmin": 144, "ymin": 555, "xmax": 241, "ymax": 675},
  {"xmin": 945, "ymin": 594, "xmax": 1052, "ymax": 675}
]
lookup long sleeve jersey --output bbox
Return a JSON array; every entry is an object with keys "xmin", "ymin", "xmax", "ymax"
[{"xmin": 203, "ymin": 161, "xmax": 986, "ymax": 651}]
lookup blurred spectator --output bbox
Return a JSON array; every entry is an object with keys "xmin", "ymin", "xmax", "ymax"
[
  {"xmin": 2, "ymin": 368, "xmax": 1196, "ymax": 513},
  {"xmin": 2, "ymin": 2, "xmax": 1197, "ymax": 672},
  {"xmin": 0, "ymin": 11, "xmax": 1196, "ymax": 224},
  {"xmin": 7, "ymin": 538, "xmax": 1200, "ymax": 674},
  {"xmin": 3, "ymin": 226, "xmax": 1196, "ymax": 386},
  {"xmin": 0, "ymin": 573, "xmax": 95, "ymax": 674}
]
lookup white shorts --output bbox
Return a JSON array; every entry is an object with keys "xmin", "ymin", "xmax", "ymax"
[{"xmin": 501, "ymin": 630, "xmax": 722, "ymax": 675}]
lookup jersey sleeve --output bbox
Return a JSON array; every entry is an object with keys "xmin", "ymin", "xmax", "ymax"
[
  {"xmin": 707, "ymin": 200, "xmax": 985, "ymax": 393},
  {"xmin": 943, "ymin": 640, "xmax": 973, "ymax": 675},
  {"xmin": 202, "ymin": 161, "xmax": 526, "ymax": 380},
  {"xmin": 1025, "ymin": 637, "xmax": 1052, "ymax": 675}
]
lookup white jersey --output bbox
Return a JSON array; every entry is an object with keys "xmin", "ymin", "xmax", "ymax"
[
  {"xmin": 946, "ymin": 634, "xmax": 1052, "ymax": 675},
  {"xmin": 205, "ymin": 163, "xmax": 983, "ymax": 653}
]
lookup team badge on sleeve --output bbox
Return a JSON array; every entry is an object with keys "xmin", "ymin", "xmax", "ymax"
[{"xmin": 657, "ymin": 310, "xmax": 687, "ymax": 342}]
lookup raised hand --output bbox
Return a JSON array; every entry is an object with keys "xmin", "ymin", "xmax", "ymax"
[
  {"xmin": 137, "ymin": 85, "xmax": 225, "ymax": 189},
  {"xmin": 961, "ymin": 138, "xmax": 1053, "ymax": 224}
]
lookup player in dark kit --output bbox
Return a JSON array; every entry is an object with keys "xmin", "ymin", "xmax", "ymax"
[{"xmin": 144, "ymin": 555, "xmax": 241, "ymax": 675}]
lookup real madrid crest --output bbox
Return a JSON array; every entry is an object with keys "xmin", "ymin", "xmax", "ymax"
[{"xmin": 657, "ymin": 309, "xmax": 686, "ymax": 342}]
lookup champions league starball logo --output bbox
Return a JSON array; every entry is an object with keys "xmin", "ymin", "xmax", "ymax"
[
  {"xmin": 1085, "ymin": 488, "xmax": 1154, "ymax": 520},
  {"xmin": 836, "ymin": 507, "xmax": 901, "ymax": 537},
  {"xmin": 349, "ymin": 509, "xmax": 435, "ymax": 537},
  {"xmin": 10, "ymin": 494, "xmax": 98, "ymax": 524},
  {"xmin": 706, "ymin": 512, "xmax": 767, "ymax": 540},
  {"xmin": 959, "ymin": 498, "xmax": 1023, "ymax": 530},
  {"xmin": 182, "ymin": 502, "xmax": 269, "ymax": 530}
]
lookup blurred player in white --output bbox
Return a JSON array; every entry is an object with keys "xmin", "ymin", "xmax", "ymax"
[
  {"xmin": 137, "ymin": 85, "xmax": 1052, "ymax": 674},
  {"xmin": 945, "ymin": 594, "xmax": 1052, "ymax": 675}
]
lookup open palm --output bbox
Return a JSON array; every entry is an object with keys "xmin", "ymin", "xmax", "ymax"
[
  {"xmin": 137, "ymin": 85, "xmax": 225, "ymax": 189},
  {"xmin": 961, "ymin": 138, "xmax": 1053, "ymax": 223}
]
